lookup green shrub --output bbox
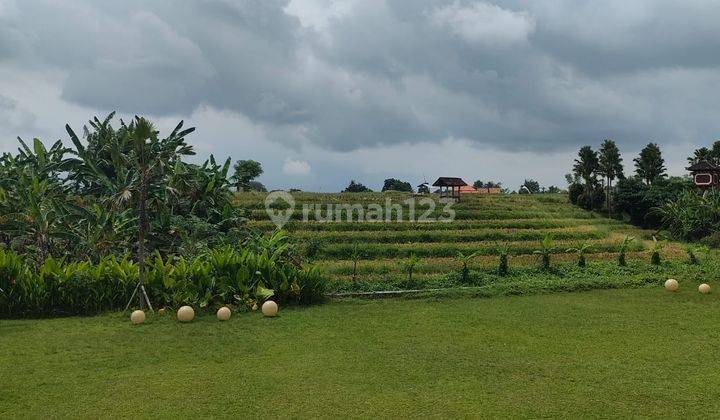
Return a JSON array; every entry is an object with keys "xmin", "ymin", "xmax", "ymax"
[
  {"xmin": 0, "ymin": 231, "xmax": 326, "ymax": 319},
  {"xmin": 618, "ymin": 236, "xmax": 635, "ymax": 267},
  {"xmin": 700, "ymin": 232, "xmax": 720, "ymax": 248},
  {"xmin": 533, "ymin": 234, "xmax": 554, "ymax": 270}
]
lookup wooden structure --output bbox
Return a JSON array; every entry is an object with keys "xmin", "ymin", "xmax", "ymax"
[
  {"xmin": 432, "ymin": 177, "xmax": 467, "ymax": 200},
  {"xmin": 686, "ymin": 161, "xmax": 720, "ymax": 189}
]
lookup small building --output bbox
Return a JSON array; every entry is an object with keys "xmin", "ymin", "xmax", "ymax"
[
  {"xmin": 432, "ymin": 177, "xmax": 467, "ymax": 199},
  {"xmin": 458, "ymin": 185, "xmax": 478, "ymax": 194},
  {"xmin": 416, "ymin": 182, "xmax": 430, "ymax": 194},
  {"xmin": 686, "ymin": 161, "xmax": 720, "ymax": 188}
]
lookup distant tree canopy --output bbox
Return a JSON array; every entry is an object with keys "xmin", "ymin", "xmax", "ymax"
[
  {"xmin": 381, "ymin": 178, "xmax": 413, "ymax": 192},
  {"xmin": 343, "ymin": 180, "xmax": 372, "ymax": 193},
  {"xmin": 547, "ymin": 185, "xmax": 561, "ymax": 194},
  {"xmin": 474, "ymin": 180, "xmax": 502, "ymax": 189},
  {"xmin": 634, "ymin": 143, "xmax": 666, "ymax": 184},
  {"xmin": 231, "ymin": 159, "xmax": 263, "ymax": 192},
  {"xmin": 247, "ymin": 180, "xmax": 267, "ymax": 192},
  {"xmin": 520, "ymin": 179, "xmax": 540, "ymax": 194}
]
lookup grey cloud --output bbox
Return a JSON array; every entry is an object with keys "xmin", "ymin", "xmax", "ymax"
[{"xmin": 1, "ymin": 0, "xmax": 720, "ymax": 153}]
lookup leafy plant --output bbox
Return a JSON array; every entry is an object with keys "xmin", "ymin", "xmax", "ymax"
[
  {"xmin": 533, "ymin": 234, "xmax": 554, "ymax": 270},
  {"xmin": 566, "ymin": 242, "xmax": 592, "ymax": 268},
  {"xmin": 650, "ymin": 236, "xmax": 664, "ymax": 265},
  {"xmin": 456, "ymin": 251, "xmax": 479, "ymax": 284},
  {"xmin": 618, "ymin": 235, "xmax": 635, "ymax": 266},
  {"xmin": 685, "ymin": 244, "xmax": 708, "ymax": 265},
  {"xmin": 497, "ymin": 242, "xmax": 509, "ymax": 276},
  {"xmin": 0, "ymin": 230, "xmax": 325, "ymax": 319},
  {"xmin": 350, "ymin": 243, "xmax": 361, "ymax": 282},
  {"xmin": 400, "ymin": 254, "xmax": 420, "ymax": 289}
]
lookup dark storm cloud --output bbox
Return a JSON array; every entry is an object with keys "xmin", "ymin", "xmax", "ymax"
[{"xmin": 1, "ymin": 0, "xmax": 720, "ymax": 152}]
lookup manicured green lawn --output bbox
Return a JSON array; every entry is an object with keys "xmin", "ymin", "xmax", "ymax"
[{"xmin": 2, "ymin": 287, "xmax": 720, "ymax": 418}]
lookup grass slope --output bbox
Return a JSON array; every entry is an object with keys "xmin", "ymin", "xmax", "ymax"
[{"xmin": 2, "ymin": 287, "xmax": 720, "ymax": 418}]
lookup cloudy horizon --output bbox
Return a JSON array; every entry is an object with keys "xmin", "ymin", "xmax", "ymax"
[{"xmin": 1, "ymin": 0, "xmax": 718, "ymax": 191}]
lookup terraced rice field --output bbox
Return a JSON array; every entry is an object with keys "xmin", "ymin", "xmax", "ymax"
[{"xmin": 237, "ymin": 192, "xmax": 685, "ymax": 290}]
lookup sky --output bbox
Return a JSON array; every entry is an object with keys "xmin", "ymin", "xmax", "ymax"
[{"xmin": 1, "ymin": 0, "xmax": 718, "ymax": 192}]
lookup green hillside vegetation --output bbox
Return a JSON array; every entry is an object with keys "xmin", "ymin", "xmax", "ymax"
[{"xmin": 239, "ymin": 192, "xmax": 690, "ymax": 294}]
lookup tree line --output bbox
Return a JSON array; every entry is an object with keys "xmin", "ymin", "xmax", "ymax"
[{"xmin": 568, "ymin": 139, "xmax": 720, "ymax": 245}]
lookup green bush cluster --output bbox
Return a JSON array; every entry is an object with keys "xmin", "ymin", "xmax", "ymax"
[
  {"xmin": 0, "ymin": 238, "xmax": 325, "ymax": 319},
  {"xmin": 653, "ymin": 189, "xmax": 720, "ymax": 242}
]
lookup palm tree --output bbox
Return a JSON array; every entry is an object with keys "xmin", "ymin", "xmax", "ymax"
[
  {"xmin": 573, "ymin": 146, "xmax": 599, "ymax": 201},
  {"xmin": 597, "ymin": 139, "xmax": 624, "ymax": 216}
]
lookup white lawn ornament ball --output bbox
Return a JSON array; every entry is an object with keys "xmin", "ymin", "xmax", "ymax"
[
  {"xmin": 262, "ymin": 301, "xmax": 278, "ymax": 317},
  {"xmin": 699, "ymin": 283, "xmax": 711, "ymax": 294},
  {"xmin": 177, "ymin": 306, "xmax": 195, "ymax": 322},
  {"xmin": 217, "ymin": 306, "xmax": 231, "ymax": 321},
  {"xmin": 130, "ymin": 310, "xmax": 145, "ymax": 325},
  {"xmin": 665, "ymin": 279, "xmax": 679, "ymax": 292}
]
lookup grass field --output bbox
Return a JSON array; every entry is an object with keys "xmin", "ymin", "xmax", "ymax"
[
  {"xmin": 2, "ymin": 287, "xmax": 720, "ymax": 418},
  {"xmin": 238, "ymin": 192, "xmax": 688, "ymax": 293}
]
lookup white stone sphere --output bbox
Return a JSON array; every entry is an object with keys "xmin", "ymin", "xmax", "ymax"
[
  {"xmin": 177, "ymin": 306, "xmax": 195, "ymax": 322},
  {"xmin": 665, "ymin": 279, "xmax": 679, "ymax": 292},
  {"xmin": 699, "ymin": 283, "xmax": 711, "ymax": 294},
  {"xmin": 130, "ymin": 310, "xmax": 145, "ymax": 325},
  {"xmin": 217, "ymin": 306, "xmax": 231, "ymax": 321},
  {"xmin": 158, "ymin": 308, "xmax": 167, "ymax": 316},
  {"xmin": 262, "ymin": 301, "xmax": 278, "ymax": 317}
]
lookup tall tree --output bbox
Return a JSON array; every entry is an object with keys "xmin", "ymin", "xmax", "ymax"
[
  {"xmin": 597, "ymin": 139, "xmax": 624, "ymax": 214},
  {"xmin": 520, "ymin": 179, "xmax": 540, "ymax": 194},
  {"xmin": 381, "ymin": 178, "xmax": 413, "ymax": 192},
  {"xmin": 634, "ymin": 143, "xmax": 666, "ymax": 184},
  {"xmin": 687, "ymin": 147, "xmax": 712, "ymax": 165},
  {"xmin": 573, "ymin": 146, "xmax": 599, "ymax": 198},
  {"xmin": 231, "ymin": 159, "xmax": 263, "ymax": 192},
  {"xmin": 343, "ymin": 180, "xmax": 372, "ymax": 193},
  {"xmin": 687, "ymin": 141, "xmax": 720, "ymax": 165}
]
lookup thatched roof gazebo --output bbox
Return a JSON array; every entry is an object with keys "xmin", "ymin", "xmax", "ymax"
[{"xmin": 432, "ymin": 177, "xmax": 467, "ymax": 200}]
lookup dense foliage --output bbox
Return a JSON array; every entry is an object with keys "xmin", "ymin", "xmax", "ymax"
[
  {"xmin": 0, "ymin": 113, "xmax": 246, "ymax": 263},
  {"xmin": 653, "ymin": 189, "xmax": 720, "ymax": 242},
  {"xmin": 231, "ymin": 159, "xmax": 263, "ymax": 192},
  {"xmin": 381, "ymin": 178, "xmax": 413, "ymax": 192},
  {"xmin": 343, "ymin": 180, "xmax": 373, "ymax": 192},
  {"xmin": 0, "ymin": 231, "xmax": 325, "ymax": 318},
  {"xmin": 634, "ymin": 142, "xmax": 666, "ymax": 185},
  {"xmin": 614, "ymin": 177, "xmax": 690, "ymax": 228}
]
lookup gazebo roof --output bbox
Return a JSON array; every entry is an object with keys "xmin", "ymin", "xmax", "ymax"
[
  {"xmin": 686, "ymin": 160, "xmax": 720, "ymax": 172},
  {"xmin": 432, "ymin": 177, "xmax": 467, "ymax": 187}
]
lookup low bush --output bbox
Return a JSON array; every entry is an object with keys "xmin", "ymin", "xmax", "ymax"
[{"xmin": 0, "ymin": 231, "xmax": 325, "ymax": 318}]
